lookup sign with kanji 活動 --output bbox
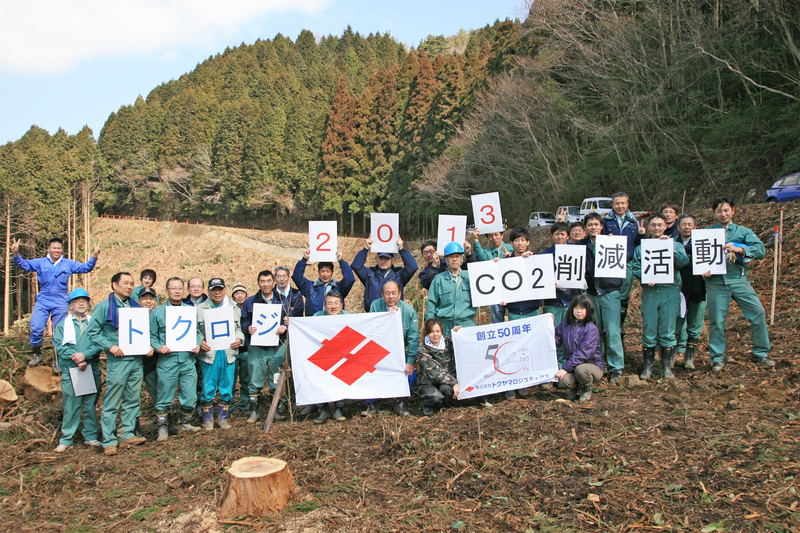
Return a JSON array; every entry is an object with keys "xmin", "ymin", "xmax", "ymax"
[
  {"xmin": 691, "ymin": 228, "xmax": 727, "ymax": 275},
  {"xmin": 640, "ymin": 239, "xmax": 675, "ymax": 285}
]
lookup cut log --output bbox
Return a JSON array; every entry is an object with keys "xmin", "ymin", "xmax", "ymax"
[
  {"xmin": 218, "ymin": 457, "xmax": 296, "ymax": 519},
  {"xmin": 22, "ymin": 366, "xmax": 61, "ymax": 403},
  {"xmin": 0, "ymin": 379, "xmax": 18, "ymax": 407}
]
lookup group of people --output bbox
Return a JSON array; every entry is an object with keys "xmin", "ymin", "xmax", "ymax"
[{"xmin": 9, "ymin": 192, "xmax": 774, "ymax": 455}]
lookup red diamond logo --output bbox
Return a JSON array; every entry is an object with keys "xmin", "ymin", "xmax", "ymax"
[{"xmin": 309, "ymin": 327, "xmax": 391, "ymax": 385}]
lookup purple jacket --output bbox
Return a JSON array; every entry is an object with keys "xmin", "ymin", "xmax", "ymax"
[{"xmin": 555, "ymin": 320, "xmax": 603, "ymax": 373}]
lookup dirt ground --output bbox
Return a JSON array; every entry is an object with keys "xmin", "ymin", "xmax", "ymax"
[{"xmin": 1, "ymin": 203, "xmax": 799, "ymax": 532}]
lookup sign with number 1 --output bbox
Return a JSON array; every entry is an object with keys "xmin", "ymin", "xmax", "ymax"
[
  {"xmin": 309, "ymin": 221, "xmax": 338, "ymax": 262},
  {"xmin": 471, "ymin": 192, "xmax": 504, "ymax": 234},
  {"xmin": 370, "ymin": 213, "xmax": 399, "ymax": 254},
  {"xmin": 437, "ymin": 215, "xmax": 467, "ymax": 256}
]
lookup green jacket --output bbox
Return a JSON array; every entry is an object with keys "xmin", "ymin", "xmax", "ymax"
[
  {"xmin": 707, "ymin": 222, "xmax": 765, "ymax": 281},
  {"xmin": 149, "ymin": 301, "xmax": 201, "ymax": 357},
  {"xmin": 473, "ymin": 240, "xmax": 513, "ymax": 261},
  {"xmin": 78, "ymin": 295, "xmax": 137, "ymax": 359},
  {"xmin": 54, "ymin": 314, "xmax": 96, "ymax": 369},
  {"xmin": 630, "ymin": 239, "xmax": 690, "ymax": 289},
  {"xmin": 312, "ymin": 309, "xmax": 352, "ymax": 316},
  {"xmin": 426, "ymin": 269, "xmax": 477, "ymax": 324},
  {"xmin": 197, "ymin": 297, "xmax": 244, "ymax": 364},
  {"xmin": 369, "ymin": 299, "xmax": 418, "ymax": 364}
]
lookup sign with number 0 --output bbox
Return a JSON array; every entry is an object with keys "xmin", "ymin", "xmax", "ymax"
[
  {"xmin": 471, "ymin": 192, "xmax": 504, "ymax": 234},
  {"xmin": 309, "ymin": 221, "xmax": 338, "ymax": 262},
  {"xmin": 370, "ymin": 213, "xmax": 399, "ymax": 254},
  {"xmin": 436, "ymin": 215, "xmax": 467, "ymax": 256}
]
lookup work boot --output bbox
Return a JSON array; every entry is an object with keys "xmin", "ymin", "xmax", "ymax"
[
  {"xmin": 313, "ymin": 409, "xmax": 330, "ymax": 424},
  {"xmin": 567, "ymin": 383, "xmax": 579, "ymax": 401},
  {"xmin": 662, "ymin": 346, "xmax": 676, "ymax": 380},
  {"xmin": 299, "ymin": 404, "xmax": 316, "ymax": 416},
  {"xmin": 504, "ymin": 390, "xmax": 516, "ymax": 400},
  {"xmin": 517, "ymin": 387, "xmax": 532, "ymax": 397},
  {"xmin": 752, "ymin": 357, "xmax": 776, "ymax": 367},
  {"xmin": 394, "ymin": 401, "xmax": 410, "ymax": 417},
  {"xmin": 361, "ymin": 403, "xmax": 377, "ymax": 416},
  {"xmin": 177, "ymin": 409, "xmax": 200, "ymax": 432},
  {"xmin": 609, "ymin": 372, "xmax": 621, "ymax": 386},
  {"xmin": 218, "ymin": 405, "xmax": 231, "ymax": 429},
  {"xmin": 133, "ymin": 418, "xmax": 143, "ymax": 438},
  {"xmin": 332, "ymin": 408, "xmax": 345, "ymax": 421},
  {"xmin": 639, "ymin": 346, "xmax": 656, "ymax": 380},
  {"xmin": 156, "ymin": 412, "xmax": 169, "ymax": 442},
  {"xmin": 683, "ymin": 338, "xmax": 698, "ymax": 370},
  {"xmin": 202, "ymin": 404, "xmax": 214, "ymax": 431},
  {"xmin": 579, "ymin": 383, "xmax": 593, "ymax": 402},
  {"xmin": 247, "ymin": 396, "xmax": 258, "ymax": 424},
  {"xmin": 28, "ymin": 345, "xmax": 43, "ymax": 367},
  {"xmin": 711, "ymin": 361, "xmax": 725, "ymax": 372},
  {"xmin": 52, "ymin": 354, "xmax": 62, "ymax": 375}
]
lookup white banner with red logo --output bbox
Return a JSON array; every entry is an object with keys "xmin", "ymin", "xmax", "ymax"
[
  {"xmin": 289, "ymin": 311, "xmax": 409, "ymax": 405},
  {"xmin": 452, "ymin": 314, "xmax": 558, "ymax": 399}
]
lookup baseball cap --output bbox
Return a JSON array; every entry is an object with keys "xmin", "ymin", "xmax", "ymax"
[
  {"xmin": 138, "ymin": 288, "xmax": 157, "ymax": 299},
  {"xmin": 376, "ymin": 252, "xmax": 393, "ymax": 259},
  {"xmin": 208, "ymin": 278, "xmax": 226, "ymax": 290}
]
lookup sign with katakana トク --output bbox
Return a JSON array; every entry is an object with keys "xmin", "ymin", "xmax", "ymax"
[
  {"xmin": 594, "ymin": 235, "xmax": 628, "ymax": 279},
  {"xmin": 249, "ymin": 303, "xmax": 282, "ymax": 347},
  {"xmin": 640, "ymin": 239, "xmax": 675, "ymax": 285},
  {"xmin": 203, "ymin": 306, "xmax": 236, "ymax": 351},
  {"xmin": 554, "ymin": 244, "xmax": 586, "ymax": 289},
  {"xmin": 452, "ymin": 314, "xmax": 558, "ymax": 400},
  {"xmin": 118, "ymin": 307, "xmax": 151, "ymax": 355},
  {"xmin": 691, "ymin": 228, "xmax": 727, "ymax": 275},
  {"xmin": 165, "ymin": 306, "xmax": 198, "ymax": 352}
]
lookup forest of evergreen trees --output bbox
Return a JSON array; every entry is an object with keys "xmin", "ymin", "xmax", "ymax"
[{"xmin": 2, "ymin": 0, "xmax": 799, "ymax": 249}]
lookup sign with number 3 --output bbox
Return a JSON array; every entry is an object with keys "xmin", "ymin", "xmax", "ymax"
[
  {"xmin": 471, "ymin": 192, "xmax": 504, "ymax": 234},
  {"xmin": 309, "ymin": 221, "xmax": 338, "ymax": 262}
]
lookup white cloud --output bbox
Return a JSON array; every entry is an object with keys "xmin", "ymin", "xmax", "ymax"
[{"xmin": 0, "ymin": 0, "xmax": 330, "ymax": 74}]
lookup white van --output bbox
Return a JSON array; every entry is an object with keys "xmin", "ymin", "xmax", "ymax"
[
  {"xmin": 580, "ymin": 197, "xmax": 613, "ymax": 218},
  {"xmin": 556, "ymin": 206, "xmax": 581, "ymax": 223}
]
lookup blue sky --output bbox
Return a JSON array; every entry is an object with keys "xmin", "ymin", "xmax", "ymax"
[{"xmin": 0, "ymin": 0, "xmax": 526, "ymax": 145}]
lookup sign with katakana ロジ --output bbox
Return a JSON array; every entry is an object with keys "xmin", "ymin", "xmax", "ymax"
[
  {"xmin": 453, "ymin": 314, "xmax": 558, "ymax": 400},
  {"xmin": 595, "ymin": 235, "xmax": 627, "ymax": 279},
  {"xmin": 203, "ymin": 306, "xmax": 236, "ymax": 351},
  {"xmin": 554, "ymin": 244, "xmax": 586, "ymax": 289},
  {"xmin": 370, "ymin": 213, "xmax": 399, "ymax": 254},
  {"xmin": 641, "ymin": 239, "xmax": 675, "ymax": 284},
  {"xmin": 250, "ymin": 303, "xmax": 282, "ymax": 347},
  {"xmin": 165, "ymin": 306, "xmax": 198, "ymax": 352},
  {"xmin": 692, "ymin": 228, "xmax": 727, "ymax": 275},
  {"xmin": 289, "ymin": 311, "xmax": 407, "ymax": 405},
  {"xmin": 118, "ymin": 307, "xmax": 151, "ymax": 355}
]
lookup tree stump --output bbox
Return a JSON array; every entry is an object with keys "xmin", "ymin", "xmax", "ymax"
[
  {"xmin": 0, "ymin": 380, "xmax": 18, "ymax": 408},
  {"xmin": 218, "ymin": 457, "xmax": 296, "ymax": 519},
  {"xmin": 22, "ymin": 367, "xmax": 61, "ymax": 403}
]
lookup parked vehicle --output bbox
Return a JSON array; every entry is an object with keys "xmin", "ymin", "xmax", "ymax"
[
  {"xmin": 556, "ymin": 206, "xmax": 581, "ymax": 223},
  {"xmin": 528, "ymin": 211, "xmax": 557, "ymax": 228},
  {"xmin": 580, "ymin": 197, "xmax": 613, "ymax": 217},
  {"xmin": 765, "ymin": 171, "xmax": 800, "ymax": 203}
]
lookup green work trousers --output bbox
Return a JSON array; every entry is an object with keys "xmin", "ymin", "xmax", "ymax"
[
  {"xmin": 544, "ymin": 305, "xmax": 569, "ymax": 367},
  {"xmin": 155, "ymin": 354, "xmax": 198, "ymax": 413},
  {"xmin": 589, "ymin": 291, "xmax": 624, "ymax": 374},
  {"xmin": 59, "ymin": 364, "xmax": 102, "ymax": 446},
  {"xmin": 676, "ymin": 299, "xmax": 707, "ymax": 353},
  {"xmin": 705, "ymin": 277, "xmax": 770, "ymax": 363},
  {"xmin": 640, "ymin": 285, "xmax": 680, "ymax": 348},
  {"xmin": 143, "ymin": 367, "xmax": 158, "ymax": 407},
  {"xmin": 620, "ymin": 266, "xmax": 634, "ymax": 308},
  {"xmin": 247, "ymin": 344, "xmax": 287, "ymax": 395},
  {"xmin": 101, "ymin": 356, "xmax": 143, "ymax": 448}
]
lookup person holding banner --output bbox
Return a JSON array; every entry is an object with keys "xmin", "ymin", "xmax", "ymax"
[
  {"xmin": 417, "ymin": 318, "xmax": 460, "ymax": 415},
  {"xmin": 53, "ymin": 288, "xmax": 102, "ymax": 453},
  {"xmin": 702, "ymin": 197, "xmax": 773, "ymax": 372},
  {"xmin": 308, "ymin": 291, "xmax": 351, "ymax": 423},
  {"xmin": 352, "ymin": 236, "xmax": 418, "ymax": 312},
  {"xmin": 471, "ymin": 228, "xmax": 513, "ymax": 323},
  {"xmin": 240, "ymin": 271, "xmax": 289, "ymax": 424},
  {"xmin": 365, "ymin": 281, "xmax": 418, "ymax": 417},
  {"xmin": 78, "ymin": 272, "xmax": 151, "ymax": 456},
  {"xmin": 583, "ymin": 213, "xmax": 626, "ymax": 385},
  {"xmin": 292, "ymin": 248, "xmax": 355, "ymax": 317},
  {"xmin": 197, "ymin": 278, "xmax": 244, "ymax": 430},
  {"xmin": 553, "ymin": 294, "xmax": 602, "ymax": 402},
  {"xmin": 427, "ymin": 242, "xmax": 477, "ymax": 337},
  {"xmin": 630, "ymin": 214, "xmax": 689, "ymax": 380},
  {"xmin": 149, "ymin": 277, "xmax": 202, "ymax": 441},
  {"xmin": 673, "ymin": 215, "xmax": 707, "ymax": 370}
]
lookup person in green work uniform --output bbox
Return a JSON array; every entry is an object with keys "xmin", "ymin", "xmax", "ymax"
[
  {"xmin": 78, "ymin": 272, "xmax": 152, "ymax": 456},
  {"xmin": 149, "ymin": 277, "xmax": 202, "ymax": 441},
  {"xmin": 471, "ymin": 226, "xmax": 513, "ymax": 324},
  {"xmin": 427, "ymin": 242, "xmax": 476, "ymax": 336},
  {"xmin": 630, "ymin": 214, "xmax": 689, "ymax": 380},
  {"xmin": 702, "ymin": 197, "xmax": 774, "ymax": 372},
  {"xmin": 308, "ymin": 291, "xmax": 350, "ymax": 423},
  {"xmin": 53, "ymin": 288, "xmax": 102, "ymax": 453}
]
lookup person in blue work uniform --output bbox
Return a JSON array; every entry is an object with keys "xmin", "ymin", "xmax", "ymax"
[
  {"xmin": 601, "ymin": 193, "xmax": 646, "ymax": 335},
  {"xmin": 292, "ymin": 248, "xmax": 355, "ymax": 317},
  {"xmin": 11, "ymin": 237, "xmax": 101, "ymax": 371},
  {"xmin": 351, "ymin": 235, "xmax": 418, "ymax": 311}
]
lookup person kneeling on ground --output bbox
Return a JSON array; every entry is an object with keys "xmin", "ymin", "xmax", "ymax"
[
  {"xmin": 554, "ymin": 294, "xmax": 602, "ymax": 402},
  {"xmin": 417, "ymin": 319, "xmax": 461, "ymax": 415}
]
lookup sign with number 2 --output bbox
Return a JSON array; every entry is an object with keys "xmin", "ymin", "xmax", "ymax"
[
  {"xmin": 309, "ymin": 221, "xmax": 338, "ymax": 262},
  {"xmin": 471, "ymin": 192, "xmax": 504, "ymax": 234}
]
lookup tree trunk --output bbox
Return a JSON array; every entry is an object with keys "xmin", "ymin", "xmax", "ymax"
[
  {"xmin": 22, "ymin": 366, "xmax": 61, "ymax": 403},
  {"xmin": 350, "ymin": 209, "xmax": 354, "ymax": 236},
  {"xmin": 218, "ymin": 457, "xmax": 296, "ymax": 519}
]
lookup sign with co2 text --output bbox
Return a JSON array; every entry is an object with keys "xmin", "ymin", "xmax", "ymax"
[
  {"xmin": 370, "ymin": 213, "xmax": 399, "ymax": 254},
  {"xmin": 467, "ymin": 255, "xmax": 555, "ymax": 307},
  {"xmin": 437, "ymin": 215, "xmax": 467, "ymax": 256},
  {"xmin": 309, "ymin": 221, "xmax": 338, "ymax": 262},
  {"xmin": 471, "ymin": 192, "xmax": 504, "ymax": 234}
]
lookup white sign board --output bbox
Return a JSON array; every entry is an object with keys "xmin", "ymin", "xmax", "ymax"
[
  {"xmin": 692, "ymin": 228, "xmax": 727, "ymax": 275},
  {"xmin": 118, "ymin": 307, "xmax": 151, "ymax": 356},
  {"xmin": 370, "ymin": 213, "xmax": 399, "ymax": 254},
  {"xmin": 497, "ymin": 257, "xmax": 530, "ymax": 303},
  {"xmin": 595, "ymin": 235, "xmax": 628, "ymax": 279},
  {"xmin": 165, "ymin": 306, "xmax": 198, "ymax": 352},
  {"xmin": 250, "ymin": 303, "xmax": 283, "ymax": 347},
  {"xmin": 471, "ymin": 192, "xmax": 504, "ymax": 234},
  {"xmin": 554, "ymin": 244, "xmax": 586, "ymax": 290},
  {"xmin": 69, "ymin": 365, "xmax": 98, "ymax": 396},
  {"xmin": 525, "ymin": 254, "xmax": 557, "ymax": 301},
  {"xmin": 467, "ymin": 260, "xmax": 501, "ymax": 307},
  {"xmin": 203, "ymin": 306, "xmax": 236, "ymax": 351},
  {"xmin": 437, "ymin": 215, "xmax": 467, "ymax": 256},
  {"xmin": 640, "ymin": 239, "xmax": 675, "ymax": 285},
  {"xmin": 453, "ymin": 314, "xmax": 558, "ymax": 399},
  {"xmin": 309, "ymin": 221, "xmax": 338, "ymax": 262},
  {"xmin": 468, "ymin": 256, "xmax": 556, "ymax": 307}
]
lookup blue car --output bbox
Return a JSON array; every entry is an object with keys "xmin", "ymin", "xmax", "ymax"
[{"xmin": 765, "ymin": 171, "xmax": 800, "ymax": 203}]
